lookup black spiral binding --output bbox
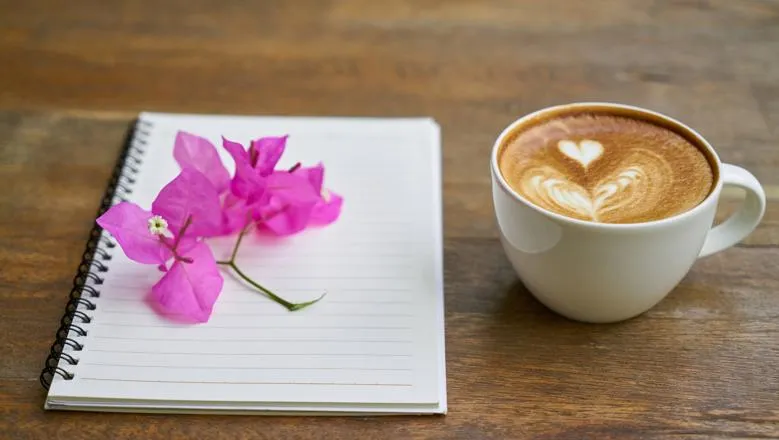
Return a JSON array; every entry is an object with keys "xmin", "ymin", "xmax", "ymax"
[{"xmin": 39, "ymin": 119, "xmax": 152, "ymax": 390}]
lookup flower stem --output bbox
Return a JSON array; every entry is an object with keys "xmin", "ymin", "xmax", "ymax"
[
  {"xmin": 229, "ymin": 219, "xmax": 251, "ymax": 263},
  {"xmin": 218, "ymin": 260, "xmax": 325, "ymax": 311},
  {"xmin": 173, "ymin": 215, "xmax": 193, "ymax": 250},
  {"xmin": 216, "ymin": 222, "xmax": 325, "ymax": 311},
  {"xmin": 158, "ymin": 215, "xmax": 195, "ymax": 263}
]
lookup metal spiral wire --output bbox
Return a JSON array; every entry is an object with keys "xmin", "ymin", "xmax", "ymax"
[{"xmin": 39, "ymin": 119, "xmax": 151, "ymax": 390}]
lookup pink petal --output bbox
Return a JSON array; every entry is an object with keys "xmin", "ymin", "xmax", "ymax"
[
  {"xmin": 221, "ymin": 193, "xmax": 252, "ymax": 235},
  {"xmin": 254, "ymin": 171, "xmax": 321, "ymax": 235},
  {"xmin": 310, "ymin": 190, "xmax": 343, "ymax": 225},
  {"xmin": 173, "ymin": 235, "xmax": 200, "ymax": 256},
  {"xmin": 292, "ymin": 163, "xmax": 325, "ymax": 193},
  {"xmin": 223, "ymin": 137, "xmax": 265, "ymax": 199},
  {"xmin": 152, "ymin": 168, "xmax": 223, "ymax": 237},
  {"xmin": 222, "ymin": 136, "xmax": 249, "ymax": 164},
  {"xmin": 96, "ymin": 202, "xmax": 171, "ymax": 265},
  {"xmin": 149, "ymin": 242, "xmax": 224, "ymax": 323},
  {"xmin": 174, "ymin": 131, "xmax": 230, "ymax": 194},
  {"xmin": 259, "ymin": 202, "xmax": 315, "ymax": 236},
  {"xmin": 250, "ymin": 135, "xmax": 287, "ymax": 176},
  {"xmin": 290, "ymin": 163, "xmax": 342, "ymax": 225},
  {"xmin": 266, "ymin": 171, "xmax": 321, "ymax": 205}
]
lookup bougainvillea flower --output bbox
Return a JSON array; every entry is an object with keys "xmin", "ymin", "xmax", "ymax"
[
  {"xmin": 96, "ymin": 168, "xmax": 225, "ymax": 322},
  {"xmin": 288, "ymin": 163, "xmax": 343, "ymax": 226},
  {"xmin": 257, "ymin": 170, "xmax": 324, "ymax": 235},
  {"xmin": 221, "ymin": 135, "xmax": 339, "ymax": 235},
  {"xmin": 96, "ymin": 202, "xmax": 175, "ymax": 265},
  {"xmin": 151, "ymin": 167, "xmax": 223, "ymax": 238},
  {"xmin": 249, "ymin": 136, "xmax": 288, "ymax": 175},
  {"xmin": 96, "ymin": 168, "xmax": 221, "ymax": 264},
  {"xmin": 311, "ymin": 188, "xmax": 343, "ymax": 225},
  {"xmin": 150, "ymin": 242, "xmax": 224, "ymax": 323},
  {"xmin": 173, "ymin": 131, "xmax": 231, "ymax": 194},
  {"xmin": 222, "ymin": 135, "xmax": 287, "ymax": 199},
  {"xmin": 220, "ymin": 192, "xmax": 253, "ymax": 235},
  {"xmin": 97, "ymin": 130, "xmax": 343, "ymax": 323}
]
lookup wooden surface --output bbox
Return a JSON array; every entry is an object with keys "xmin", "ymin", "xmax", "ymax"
[{"xmin": 1, "ymin": 0, "xmax": 778, "ymax": 438}]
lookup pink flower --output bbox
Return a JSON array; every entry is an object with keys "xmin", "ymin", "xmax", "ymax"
[
  {"xmin": 257, "ymin": 165, "xmax": 343, "ymax": 235},
  {"xmin": 222, "ymin": 135, "xmax": 286, "ymax": 199},
  {"xmin": 151, "ymin": 167, "xmax": 224, "ymax": 238},
  {"xmin": 221, "ymin": 137, "xmax": 342, "ymax": 235},
  {"xmin": 255, "ymin": 170, "xmax": 321, "ymax": 235},
  {"xmin": 97, "ymin": 130, "xmax": 343, "ymax": 323},
  {"xmin": 173, "ymin": 131, "xmax": 231, "ymax": 194},
  {"xmin": 289, "ymin": 163, "xmax": 343, "ymax": 226},
  {"xmin": 96, "ymin": 168, "xmax": 225, "ymax": 322},
  {"xmin": 150, "ymin": 242, "xmax": 223, "ymax": 323}
]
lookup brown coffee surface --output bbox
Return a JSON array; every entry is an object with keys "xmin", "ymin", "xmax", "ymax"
[{"xmin": 498, "ymin": 113, "xmax": 714, "ymax": 224}]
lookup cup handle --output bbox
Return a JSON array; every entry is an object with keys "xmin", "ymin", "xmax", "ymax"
[{"xmin": 698, "ymin": 164, "xmax": 766, "ymax": 258}]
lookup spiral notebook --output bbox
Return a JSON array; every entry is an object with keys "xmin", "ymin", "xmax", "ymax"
[{"xmin": 40, "ymin": 112, "xmax": 446, "ymax": 415}]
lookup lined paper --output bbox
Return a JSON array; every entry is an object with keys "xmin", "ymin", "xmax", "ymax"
[{"xmin": 46, "ymin": 112, "xmax": 446, "ymax": 414}]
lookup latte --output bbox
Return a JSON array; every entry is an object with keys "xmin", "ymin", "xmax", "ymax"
[{"xmin": 498, "ymin": 112, "xmax": 715, "ymax": 224}]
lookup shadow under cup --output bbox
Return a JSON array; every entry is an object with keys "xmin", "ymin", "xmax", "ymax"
[{"xmin": 489, "ymin": 102, "xmax": 764, "ymax": 323}]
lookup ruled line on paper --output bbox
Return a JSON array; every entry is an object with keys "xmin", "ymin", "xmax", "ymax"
[
  {"xmin": 96, "ymin": 298, "xmax": 414, "ymax": 305},
  {"xmin": 340, "ymin": 241, "xmax": 419, "ymax": 246},
  {"xmin": 79, "ymin": 378, "xmax": 413, "ymax": 387},
  {"xmin": 239, "ymin": 250, "xmax": 413, "ymax": 256},
  {"xmin": 88, "ymin": 350, "xmax": 413, "ymax": 357},
  {"xmin": 228, "ymin": 276, "xmax": 414, "ymax": 280},
  {"xmin": 225, "ymin": 259, "xmax": 413, "ymax": 265},
  {"xmin": 82, "ymin": 363, "xmax": 413, "ymax": 372},
  {"xmin": 346, "ymin": 221, "xmax": 413, "ymax": 226},
  {"xmin": 92, "ymin": 323, "xmax": 411, "ymax": 330},
  {"xmin": 307, "ymin": 229, "xmax": 411, "ymax": 235},
  {"xmin": 98, "ymin": 286, "xmax": 414, "ymax": 293},
  {"xmin": 105, "ymin": 275, "xmax": 415, "ymax": 282},
  {"xmin": 236, "ymin": 253, "xmax": 417, "ymax": 258},
  {"xmin": 91, "ymin": 336, "xmax": 413, "ymax": 343},
  {"xmin": 206, "ymin": 261, "xmax": 415, "ymax": 267},
  {"xmin": 97, "ymin": 311, "xmax": 415, "ymax": 317},
  {"xmin": 103, "ymin": 256, "xmax": 416, "ymax": 269},
  {"xmin": 347, "ymin": 214, "xmax": 424, "ymax": 219}
]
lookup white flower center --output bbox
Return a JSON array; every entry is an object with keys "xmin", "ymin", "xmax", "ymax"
[{"xmin": 148, "ymin": 215, "xmax": 173, "ymax": 238}]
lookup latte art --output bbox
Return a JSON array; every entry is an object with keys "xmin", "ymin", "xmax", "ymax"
[
  {"xmin": 498, "ymin": 113, "xmax": 714, "ymax": 224},
  {"xmin": 557, "ymin": 139, "xmax": 603, "ymax": 169},
  {"xmin": 520, "ymin": 148, "xmax": 672, "ymax": 222}
]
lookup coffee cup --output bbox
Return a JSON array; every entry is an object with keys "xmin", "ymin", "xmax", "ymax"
[{"xmin": 490, "ymin": 102, "xmax": 766, "ymax": 323}]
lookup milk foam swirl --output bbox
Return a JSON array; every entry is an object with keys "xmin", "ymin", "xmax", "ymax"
[
  {"xmin": 499, "ymin": 114, "xmax": 714, "ymax": 224},
  {"xmin": 519, "ymin": 145, "xmax": 672, "ymax": 222}
]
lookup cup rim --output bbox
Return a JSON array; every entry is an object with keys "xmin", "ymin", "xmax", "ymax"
[{"xmin": 490, "ymin": 102, "xmax": 725, "ymax": 230}]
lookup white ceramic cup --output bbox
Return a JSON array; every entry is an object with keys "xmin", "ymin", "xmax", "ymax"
[{"xmin": 490, "ymin": 102, "xmax": 766, "ymax": 323}]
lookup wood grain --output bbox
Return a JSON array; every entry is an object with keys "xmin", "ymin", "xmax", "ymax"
[{"xmin": 1, "ymin": 0, "xmax": 778, "ymax": 438}]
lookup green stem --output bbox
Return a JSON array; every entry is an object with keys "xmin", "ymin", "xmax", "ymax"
[
  {"xmin": 216, "ymin": 222, "xmax": 325, "ymax": 311},
  {"xmin": 219, "ymin": 261, "xmax": 325, "ymax": 311},
  {"xmin": 229, "ymin": 220, "xmax": 251, "ymax": 263}
]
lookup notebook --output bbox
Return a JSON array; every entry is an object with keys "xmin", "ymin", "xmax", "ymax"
[{"xmin": 39, "ymin": 112, "xmax": 446, "ymax": 415}]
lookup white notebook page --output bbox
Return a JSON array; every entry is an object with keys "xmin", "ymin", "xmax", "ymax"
[{"xmin": 46, "ymin": 112, "xmax": 446, "ymax": 413}]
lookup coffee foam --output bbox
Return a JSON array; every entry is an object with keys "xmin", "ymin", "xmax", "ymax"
[{"xmin": 498, "ymin": 113, "xmax": 714, "ymax": 224}]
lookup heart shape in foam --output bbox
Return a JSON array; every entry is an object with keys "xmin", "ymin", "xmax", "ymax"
[
  {"xmin": 558, "ymin": 139, "xmax": 603, "ymax": 169},
  {"xmin": 519, "ymin": 147, "xmax": 672, "ymax": 222}
]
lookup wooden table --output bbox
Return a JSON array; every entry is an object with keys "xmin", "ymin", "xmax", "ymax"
[{"xmin": 2, "ymin": 1, "xmax": 778, "ymax": 438}]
